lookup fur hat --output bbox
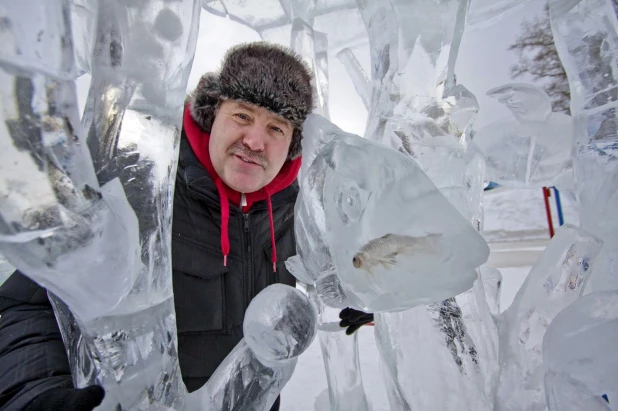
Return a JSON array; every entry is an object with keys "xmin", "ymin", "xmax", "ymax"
[{"xmin": 188, "ymin": 42, "xmax": 314, "ymax": 160}]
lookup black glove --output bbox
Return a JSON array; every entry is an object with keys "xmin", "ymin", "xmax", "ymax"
[
  {"xmin": 339, "ymin": 307, "xmax": 374, "ymax": 335},
  {"xmin": 24, "ymin": 385, "xmax": 105, "ymax": 411}
]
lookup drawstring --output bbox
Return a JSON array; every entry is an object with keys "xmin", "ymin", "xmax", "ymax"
[
  {"xmin": 214, "ymin": 179, "xmax": 276, "ymax": 273},
  {"xmin": 265, "ymin": 190, "xmax": 277, "ymax": 272},
  {"xmin": 214, "ymin": 178, "xmax": 230, "ymax": 266}
]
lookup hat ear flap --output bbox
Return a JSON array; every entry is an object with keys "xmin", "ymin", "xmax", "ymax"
[
  {"xmin": 287, "ymin": 128, "xmax": 303, "ymax": 160},
  {"xmin": 188, "ymin": 73, "xmax": 221, "ymax": 133}
]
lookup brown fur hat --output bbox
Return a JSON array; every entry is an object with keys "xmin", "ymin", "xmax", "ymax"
[{"xmin": 188, "ymin": 42, "xmax": 314, "ymax": 160}]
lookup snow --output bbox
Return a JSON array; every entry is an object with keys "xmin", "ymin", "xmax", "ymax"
[{"xmin": 482, "ymin": 186, "xmax": 579, "ymax": 242}]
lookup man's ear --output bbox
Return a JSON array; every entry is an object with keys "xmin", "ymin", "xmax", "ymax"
[{"xmin": 287, "ymin": 128, "xmax": 302, "ymax": 160}]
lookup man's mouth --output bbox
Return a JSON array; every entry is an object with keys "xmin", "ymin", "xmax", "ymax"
[{"xmin": 235, "ymin": 154, "xmax": 262, "ymax": 167}]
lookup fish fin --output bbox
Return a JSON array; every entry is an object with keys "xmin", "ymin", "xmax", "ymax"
[
  {"xmin": 379, "ymin": 254, "xmax": 398, "ymax": 268},
  {"xmin": 379, "ymin": 233, "xmax": 393, "ymax": 240}
]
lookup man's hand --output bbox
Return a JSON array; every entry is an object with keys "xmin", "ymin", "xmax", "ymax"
[
  {"xmin": 339, "ymin": 307, "xmax": 374, "ymax": 335},
  {"xmin": 24, "ymin": 386, "xmax": 105, "ymax": 411}
]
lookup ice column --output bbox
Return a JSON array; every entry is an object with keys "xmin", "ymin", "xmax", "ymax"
[
  {"xmin": 289, "ymin": 21, "xmax": 370, "ymax": 409},
  {"xmin": 496, "ymin": 225, "xmax": 603, "ymax": 410},
  {"xmin": 0, "ymin": 0, "xmax": 201, "ymax": 409},
  {"xmin": 186, "ymin": 284, "xmax": 318, "ymax": 410},
  {"xmin": 548, "ymin": 0, "xmax": 618, "ymax": 293},
  {"xmin": 542, "ymin": 290, "xmax": 618, "ymax": 410}
]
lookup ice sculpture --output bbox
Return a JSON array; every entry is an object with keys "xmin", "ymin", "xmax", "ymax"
[
  {"xmin": 548, "ymin": 0, "xmax": 618, "ymax": 293},
  {"xmin": 185, "ymin": 284, "xmax": 317, "ymax": 410},
  {"xmin": 542, "ymin": 290, "xmax": 618, "ymax": 410},
  {"xmin": 293, "ymin": 114, "xmax": 489, "ymax": 312},
  {"xmin": 375, "ymin": 276, "xmax": 499, "ymax": 410},
  {"xmin": 474, "ymin": 83, "xmax": 573, "ymax": 187},
  {"xmin": 496, "ymin": 225, "xmax": 603, "ymax": 411},
  {"xmin": 0, "ymin": 0, "xmax": 200, "ymax": 408},
  {"xmin": 480, "ymin": 265, "xmax": 503, "ymax": 318},
  {"xmin": 466, "ymin": 0, "xmax": 536, "ymax": 28},
  {"xmin": 544, "ymin": 371, "xmax": 612, "ymax": 411}
]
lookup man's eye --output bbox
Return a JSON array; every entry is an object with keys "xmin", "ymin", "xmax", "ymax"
[
  {"xmin": 271, "ymin": 126, "xmax": 283, "ymax": 134},
  {"xmin": 235, "ymin": 113, "xmax": 250, "ymax": 120}
]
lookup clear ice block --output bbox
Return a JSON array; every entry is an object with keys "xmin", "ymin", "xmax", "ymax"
[
  {"xmin": 473, "ymin": 83, "xmax": 573, "ymax": 187},
  {"xmin": 496, "ymin": 224, "xmax": 603, "ymax": 411},
  {"xmin": 297, "ymin": 114, "xmax": 489, "ymax": 313},
  {"xmin": 187, "ymin": 284, "xmax": 318, "ymax": 410},
  {"xmin": 543, "ymin": 290, "xmax": 618, "ymax": 408}
]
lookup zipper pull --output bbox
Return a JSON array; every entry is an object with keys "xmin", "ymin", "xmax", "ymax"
[{"xmin": 243, "ymin": 213, "xmax": 249, "ymax": 232}]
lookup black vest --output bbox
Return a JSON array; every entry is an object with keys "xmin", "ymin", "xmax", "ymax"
[{"xmin": 172, "ymin": 136, "xmax": 297, "ymax": 392}]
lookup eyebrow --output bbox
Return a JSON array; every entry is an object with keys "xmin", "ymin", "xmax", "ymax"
[
  {"xmin": 235, "ymin": 102, "xmax": 292, "ymax": 131},
  {"xmin": 235, "ymin": 102, "xmax": 257, "ymax": 113}
]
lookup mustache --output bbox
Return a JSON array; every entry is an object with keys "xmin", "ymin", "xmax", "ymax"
[{"xmin": 229, "ymin": 143, "xmax": 268, "ymax": 168}]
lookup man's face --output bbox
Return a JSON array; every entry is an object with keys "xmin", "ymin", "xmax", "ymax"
[{"xmin": 209, "ymin": 100, "xmax": 294, "ymax": 193}]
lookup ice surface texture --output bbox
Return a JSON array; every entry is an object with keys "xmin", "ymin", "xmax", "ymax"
[
  {"xmin": 474, "ymin": 83, "xmax": 573, "ymax": 187},
  {"xmin": 496, "ymin": 225, "xmax": 603, "ymax": 411},
  {"xmin": 375, "ymin": 271, "xmax": 499, "ymax": 410},
  {"xmin": 543, "ymin": 290, "xmax": 618, "ymax": 410},
  {"xmin": 549, "ymin": 0, "xmax": 618, "ymax": 293},
  {"xmin": 291, "ymin": 114, "xmax": 489, "ymax": 313},
  {"xmin": 0, "ymin": 0, "xmax": 201, "ymax": 409},
  {"xmin": 187, "ymin": 284, "xmax": 318, "ymax": 410}
]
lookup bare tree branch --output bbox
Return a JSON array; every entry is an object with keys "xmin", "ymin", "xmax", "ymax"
[{"xmin": 508, "ymin": 5, "xmax": 570, "ymax": 114}]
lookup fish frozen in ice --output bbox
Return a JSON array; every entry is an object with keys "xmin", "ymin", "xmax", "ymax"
[{"xmin": 352, "ymin": 233, "xmax": 441, "ymax": 273}]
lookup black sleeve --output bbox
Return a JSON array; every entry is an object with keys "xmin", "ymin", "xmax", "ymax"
[{"xmin": 0, "ymin": 271, "xmax": 73, "ymax": 410}]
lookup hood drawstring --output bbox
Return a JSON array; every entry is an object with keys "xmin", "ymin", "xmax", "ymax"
[
  {"xmin": 214, "ymin": 177, "xmax": 230, "ymax": 267},
  {"xmin": 265, "ymin": 189, "xmax": 277, "ymax": 273}
]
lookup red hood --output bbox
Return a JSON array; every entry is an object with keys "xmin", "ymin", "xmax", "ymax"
[{"xmin": 183, "ymin": 105, "xmax": 301, "ymax": 271}]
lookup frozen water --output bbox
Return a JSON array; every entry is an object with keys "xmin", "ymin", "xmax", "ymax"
[
  {"xmin": 467, "ymin": 0, "xmax": 535, "ymax": 29},
  {"xmin": 315, "ymin": 300, "xmax": 369, "ymax": 411},
  {"xmin": 187, "ymin": 284, "xmax": 318, "ymax": 410},
  {"xmin": 496, "ymin": 225, "xmax": 603, "ymax": 411},
  {"xmin": 69, "ymin": 0, "xmax": 97, "ymax": 76},
  {"xmin": 375, "ymin": 284, "xmax": 497, "ymax": 411},
  {"xmin": 549, "ymin": 0, "xmax": 618, "ymax": 292},
  {"xmin": 359, "ymin": 0, "xmax": 471, "ymax": 146},
  {"xmin": 542, "ymin": 290, "xmax": 618, "ymax": 407},
  {"xmin": 544, "ymin": 371, "xmax": 612, "ymax": 411},
  {"xmin": 290, "ymin": 18, "xmax": 330, "ymax": 119},
  {"xmin": 473, "ymin": 83, "xmax": 573, "ymax": 187},
  {"xmin": 0, "ymin": 0, "xmax": 138, "ymax": 322},
  {"xmin": 244, "ymin": 284, "xmax": 317, "ymax": 366},
  {"xmin": 51, "ymin": 296, "xmax": 186, "ymax": 410},
  {"xmin": 480, "ymin": 265, "xmax": 503, "ymax": 318},
  {"xmin": 336, "ymin": 48, "xmax": 371, "ymax": 109},
  {"xmin": 0, "ymin": 0, "xmax": 201, "ymax": 408},
  {"xmin": 186, "ymin": 340, "xmax": 296, "ymax": 411},
  {"xmin": 295, "ymin": 114, "xmax": 489, "ymax": 313}
]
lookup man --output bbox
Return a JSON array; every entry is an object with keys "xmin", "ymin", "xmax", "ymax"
[{"xmin": 0, "ymin": 42, "xmax": 313, "ymax": 410}]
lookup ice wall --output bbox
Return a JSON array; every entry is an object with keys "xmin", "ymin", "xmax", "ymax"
[{"xmin": 0, "ymin": 0, "xmax": 200, "ymax": 408}]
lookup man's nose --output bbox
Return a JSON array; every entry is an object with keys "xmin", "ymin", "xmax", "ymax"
[{"xmin": 242, "ymin": 125, "xmax": 266, "ymax": 152}]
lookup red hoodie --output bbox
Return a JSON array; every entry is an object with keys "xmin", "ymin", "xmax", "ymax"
[{"xmin": 183, "ymin": 106, "xmax": 301, "ymax": 271}]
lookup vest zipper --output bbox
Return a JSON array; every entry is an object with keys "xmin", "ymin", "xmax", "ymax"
[{"xmin": 243, "ymin": 213, "xmax": 253, "ymax": 307}]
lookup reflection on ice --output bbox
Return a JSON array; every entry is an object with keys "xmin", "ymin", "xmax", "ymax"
[
  {"xmin": 474, "ymin": 83, "xmax": 573, "ymax": 187},
  {"xmin": 293, "ymin": 114, "xmax": 489, "ymax": 313}
]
